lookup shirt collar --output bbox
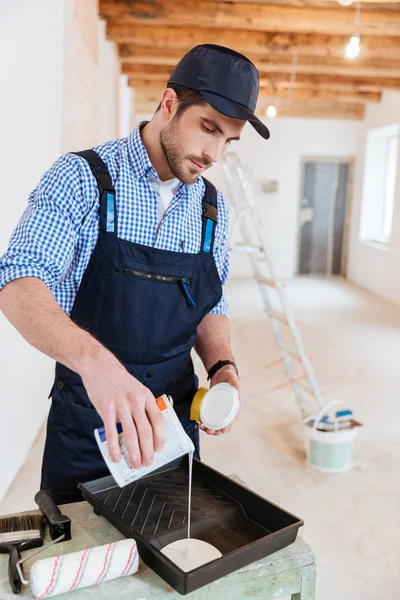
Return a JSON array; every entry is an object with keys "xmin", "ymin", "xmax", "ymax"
[{"xmin": 127, "ymin": 122, "xmax": 157, "ymax": 180}]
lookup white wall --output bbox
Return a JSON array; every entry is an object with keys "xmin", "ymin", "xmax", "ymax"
[
  {"xmin": 348, "ymin": 91, "xmax": 400, "ymax": 306},
  {"xmin": 98, "ymin": 20, "xmax": 120, "ymax": 144},
  {"xmin": 120, "ymin": 75, "xmax": 133, "ymax": 138},
  {"xmin": 0, "ymin": 0, "xmax": 66, "ymax": 501},
  {"xmin": 62, "ymin": 0, "xmax": 100, "ymax": 152},
  {"xmin": 207, "ymin": 117, "xmax": 361, "ymax": 279},
  {"xmin": 0, "ymin": 0, "xmax": 120, "ymax": 501}
]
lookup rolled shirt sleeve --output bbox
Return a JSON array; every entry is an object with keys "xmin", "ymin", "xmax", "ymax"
[
  {"xmin": 0, "ymin": 155, "xmax": 87, "ymax": 293},
  {"xmin": 209, "ymin": 189, "xmax": 230, "ymax": 318}
]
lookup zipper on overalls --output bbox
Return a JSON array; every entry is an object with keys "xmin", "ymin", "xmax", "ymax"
[
  {"xmin": 178, "ymin": 278, "xmax": 196, "ymax": 308},
  {"xmin": 123, "ymin": 269, "xmax": 196, "ymax": 307}
]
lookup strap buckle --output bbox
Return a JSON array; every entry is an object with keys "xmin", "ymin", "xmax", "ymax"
[
  {"xmin": 95, "ymin": 172, "xmax": 114, "ymax": 193},
  {"xmin": 203, "ymin": 204, "xmax": 218, "ymax": 222}
]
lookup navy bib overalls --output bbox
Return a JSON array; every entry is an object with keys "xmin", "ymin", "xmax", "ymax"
[{"xmin": 40, "ymin": 150, "xmax": 222, "ymax": 504}]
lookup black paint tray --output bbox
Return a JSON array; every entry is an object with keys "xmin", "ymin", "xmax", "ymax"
[{"xmin": 78, "ymin": 457, "xmax": 303, "ymax": 595}]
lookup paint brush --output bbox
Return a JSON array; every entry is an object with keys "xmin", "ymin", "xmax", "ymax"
[{"xmin": 0, "ymin": 512, "xmax": 45, "ymax": 594}]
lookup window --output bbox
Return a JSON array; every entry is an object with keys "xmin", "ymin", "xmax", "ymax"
[
  {"xmin": 359, "ymin": 124, "xmax": 399, "ymax": 248},
  {"xmin": 383, "ymin": 135, "xmax": 398, "ymax": 242}
]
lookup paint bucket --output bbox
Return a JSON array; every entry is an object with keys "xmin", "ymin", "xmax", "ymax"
[{"xmin": 303, "ymin": 402, "xmax": 357, "ymax": 473}]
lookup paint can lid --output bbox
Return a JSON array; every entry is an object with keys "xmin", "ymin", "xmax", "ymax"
[{"xmin": 200, "ymin": 383, "xmax": 239, "ymax": 430}]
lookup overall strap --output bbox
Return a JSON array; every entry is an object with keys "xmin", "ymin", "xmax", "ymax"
[
  {"xmin": 73, "ymin": 150, "xmax": 117, "ymax": 237},
  {"xmin": 201, "ymin": 177, "xmax": 218, "ymax": 254}
]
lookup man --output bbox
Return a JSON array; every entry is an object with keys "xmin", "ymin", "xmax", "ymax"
[{"xmin": 0, "ymin": 44, "xmax": 270, "ymax": 504}]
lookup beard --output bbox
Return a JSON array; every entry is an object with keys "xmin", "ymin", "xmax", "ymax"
[{"xmin": 160, "ymin": 116, "xmax": 212, "ymax": 184}]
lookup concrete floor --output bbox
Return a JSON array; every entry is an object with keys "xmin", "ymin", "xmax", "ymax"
[{"xmin": 1, "ymin": 276, "xmax": 399, "ymax": 599}]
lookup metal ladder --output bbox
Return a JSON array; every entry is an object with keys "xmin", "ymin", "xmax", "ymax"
[{"xmin": 221, "ymin": 152, "xmax": 325, "ymax": 417}]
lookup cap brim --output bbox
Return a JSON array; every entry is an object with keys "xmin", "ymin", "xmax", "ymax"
[{"xmin": 200, "ymin": 90, "xmax": 270, "ymax": 140}]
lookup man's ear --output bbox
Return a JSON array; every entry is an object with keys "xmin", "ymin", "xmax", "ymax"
[{"xmin": 159, "ymin": 88, "xmax": 179, "ymax": 122}]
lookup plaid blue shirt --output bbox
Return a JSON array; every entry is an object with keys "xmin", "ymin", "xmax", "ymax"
[{"xmin": 0, "ymin": 124, "xmax": 229, "ymax": 317}]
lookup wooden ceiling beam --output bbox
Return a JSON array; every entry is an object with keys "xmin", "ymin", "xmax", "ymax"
[
  {"xmin": 120, "ymin": 45, "xmax": 400, "ymax": 78},
  {"xmin": 261, "ymin": 73, "xmax": 400, "ymax": 90},
  {"xmin": 122, "ymin": 63, "xmax": 400, "ymax": 90},
  {"xmin": 258, "ymin": 100, "xmax": 365, "ymax": 122},
  {"xmin": 107, "ymin": 23, "xmax": 400, "ymax": 59},
  {"xmin": 99, "ymin": 1, "xmax": 400, "ymax": 37},
  {"xmin": 122, "ymin": 64, "xmax": 170, "ymax": 81},
  {"xmin": 213, "ymin": 1, "xmax": 400, "ymax": 4},
  {"xmin": 130, "ymin": 81, "xmax": 382, "ymax": 103},
  {"xmin": 269, "ymin": 88, "xmax": 381, "ymax": 102},
  {"xmin": 212, "ymin": 0, "xmax": 400, "ymax": 6},
  {"xmin": 257, "ymin": 106, "xmax": 366, "ymax": 120},
  {"xmin": 256, "ymin": 99, "xmax": 366, "ymax": 120},
  {"xmin": 133, "ymin": 101, "xmax": 366, "ymax": 120}
]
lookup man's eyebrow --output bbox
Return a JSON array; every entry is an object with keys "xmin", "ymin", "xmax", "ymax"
[{"xmin": 201, "ymin": 117, "xmax": 241, "ymax": 142}]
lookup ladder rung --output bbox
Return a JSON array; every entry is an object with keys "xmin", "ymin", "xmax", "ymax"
[
  {"xmin": 256, "ymin": 275, "xmax": 277, "ymax": 288},
  {"xmin": 279, "ymin": 343, "xmax": 300, "ymax": 359},
  {"xmin": 230, "ymin": 242, "xmax": 263, "ymax": 254},
  {"xmin": 268, "ymin": 309, "xmax": 288, "ymax": 324},
  {"xmin": 296, "ymin": 380, "xmax": 315, "ymax": 396}
]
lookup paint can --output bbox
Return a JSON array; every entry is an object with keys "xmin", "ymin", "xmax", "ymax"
[{"xmin": 303, "ymin": 401, "xmax": 358, "ymax": 473}]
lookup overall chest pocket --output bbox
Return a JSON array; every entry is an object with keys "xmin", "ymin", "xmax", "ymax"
[{"xmin": 123, "ymin": 268, "xmax": 196, "ymax": 308}]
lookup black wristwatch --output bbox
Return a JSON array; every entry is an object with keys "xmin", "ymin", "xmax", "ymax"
[{"xmin": 207, "ymin": 360, "xmax": 239, "ymax": 381}]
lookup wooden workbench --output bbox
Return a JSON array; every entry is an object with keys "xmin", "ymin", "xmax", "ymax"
[{"xmin": 0, "ymin": 482, "xmax": 316, "ymax": 599}]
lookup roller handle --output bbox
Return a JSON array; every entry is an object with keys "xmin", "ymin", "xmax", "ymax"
[
  {"xmin": 34, "ymin": 490, "xmax": 72, "ymax": 542},
  {"xmin": 8, "ymin": 545, "xmax": 22, "ymax": 594}
]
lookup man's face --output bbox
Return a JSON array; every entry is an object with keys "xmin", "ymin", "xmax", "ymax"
[{"xmin": 160, "ymin": 103, "xmax": 245, "ymax": 184}]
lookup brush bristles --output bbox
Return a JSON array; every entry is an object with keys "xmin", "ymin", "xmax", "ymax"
[{"xmin": 0, "ymin": 513, "xmax": 44, "ymax": 536}]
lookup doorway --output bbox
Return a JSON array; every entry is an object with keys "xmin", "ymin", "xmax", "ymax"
[{"xmin": 297, "ymin": 158, "xmax": 352, "ymax": 276}]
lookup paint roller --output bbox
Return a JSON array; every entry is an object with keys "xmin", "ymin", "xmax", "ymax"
[
  {"xmin": 14, "ymin": 490, "xmax": 138, "ymax": 598},
  {"xmin": 18, "ymin": 538, "xmax": 138, "ymax": 598}
]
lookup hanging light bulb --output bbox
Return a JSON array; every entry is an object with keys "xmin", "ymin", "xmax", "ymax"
[
  {"xmin": 266, "ymin": 104, "xmax": 277, "ymax": 118},
  {"xmin": 346, "ymin": 34, "xmax": 360, "ymax": 58},
  {"xmin": 338, "ymin": 0, "xmax": 353, "ymax": 5},
  {"xmin": 345, "ymin": 1, "xmax": 361, "ymax": 59}
]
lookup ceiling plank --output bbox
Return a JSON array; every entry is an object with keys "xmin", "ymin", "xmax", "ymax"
[
  {"xmin": 268, "ymin": 88, "xmax": 381, "ymax": 101},
  {"xmin": 209, "ymin": 0, "xmax": 400, "ymax": 10},
  {"xmin": 258, "ymin": 99, "xmax": 365, "ymax": 122},
  {"xmin": 120, "ymin": 45, "xmax": 400, "ymax": 78},
  {"xmin": 122, "ymin": 64, "xmax": 171, "ymax": 80},
  {"xmin": 211, "ymin": 0, "xmax": 400, "ymax": 3},
  {"xmin": 261, "ymin": 73, "xmax": 400, "ymax": 89},
  {"xmin": 130, "ymin": 80, "xmax": 382, "ymax": 102},
  {"xmin": 214, "ymin": 0, "xmax": 400, "ymax": 3},
  {"xmin": 256, "ymin": 105, "xmax": 366, "ymax": 119},
  {"xmin": 99, "ymin": 1, "xmax": 400, "ymax": 37},
  {"xmin": 107, "ymin": 23, "xmax": 400, "ymax": 59},
  {"xmin": 210, "ymin": 0, "xmax": 400, "ymax": 6},
  {"xmin": 122, "ymin": 62, "xmax": 400, "ymax": 89},
  {"xmin": 133, "ymin": 100, "xmax": 366, "ymax": 120}
]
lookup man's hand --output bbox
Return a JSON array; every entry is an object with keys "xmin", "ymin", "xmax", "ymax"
[
  {"xmin": 82, "ymin": 357, "xmax": 166, "ymax": 469},
  {"xmin": 199, "ymin": 364, "xmax": 241, "ymax": 437}
]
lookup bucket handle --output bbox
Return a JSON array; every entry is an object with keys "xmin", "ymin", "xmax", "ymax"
[{"xmin": 311, "ymin": 401, "xmax": 343, "ymax": 434}]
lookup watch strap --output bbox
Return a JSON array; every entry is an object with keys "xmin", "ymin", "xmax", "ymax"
[{"xmin": 207, "ymin": 360, "xmax": 239, "ymax": 381}]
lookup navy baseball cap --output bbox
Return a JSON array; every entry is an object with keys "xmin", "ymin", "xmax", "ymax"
[{"xmin": 168, "ymin": 44, "xmax": 270, "ymax": 140}]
